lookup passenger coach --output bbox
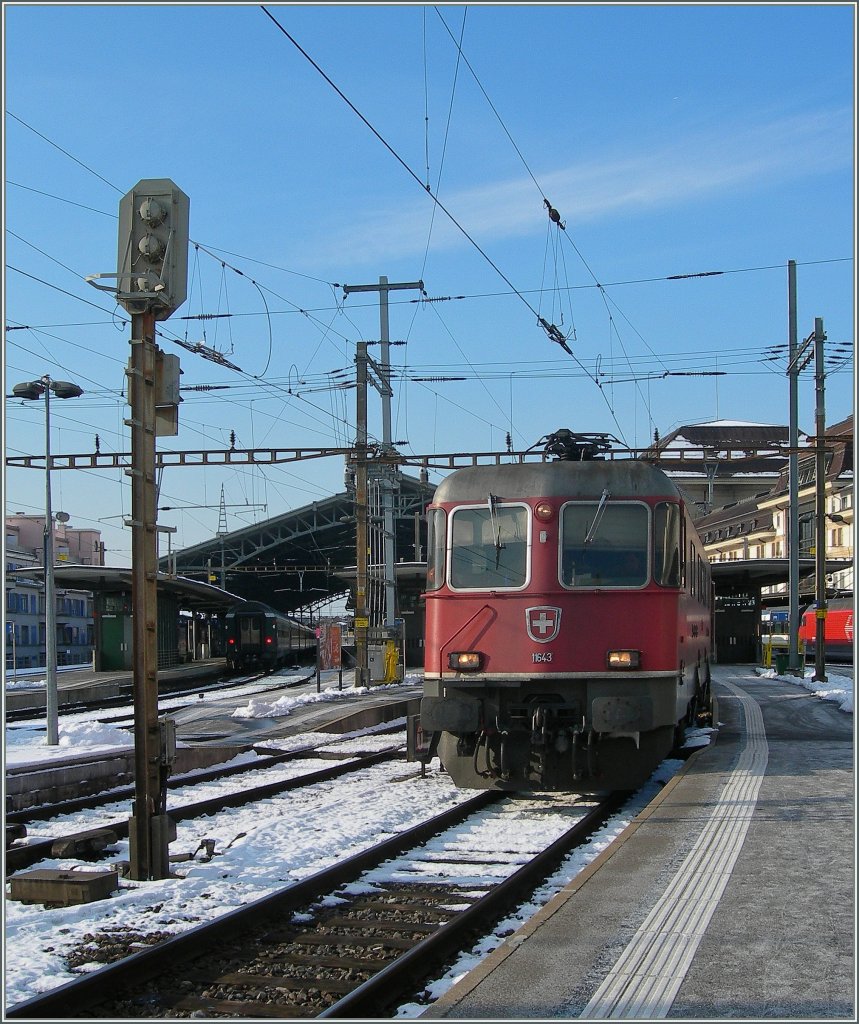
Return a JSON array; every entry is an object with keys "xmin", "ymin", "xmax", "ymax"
[{"xmin": 224, "ymin": 601, "xmax": 315, "ymax": 674}]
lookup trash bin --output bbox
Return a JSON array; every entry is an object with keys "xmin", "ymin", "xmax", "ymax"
[{"xmin": 774, "ymin": 651, "xmax": 789, "ymax": 675}]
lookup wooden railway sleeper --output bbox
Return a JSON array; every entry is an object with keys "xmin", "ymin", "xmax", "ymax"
[
  {"xmin": 322, "ymin": 915, "xmax": 440, "ymax": 934},
  {"xmin": 288, "ymin": 932, "xmax": 418, "ymax": 951},
  {"xmin": 168, "ymin": 993, "xmax": 309, "ymax": 1018}
]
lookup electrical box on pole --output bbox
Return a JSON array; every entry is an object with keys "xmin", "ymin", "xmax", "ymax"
[{"xmin": 154, "ymin": 350, "xmax": 182, "ymax": 437}]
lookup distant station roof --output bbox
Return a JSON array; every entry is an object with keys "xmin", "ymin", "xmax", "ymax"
[
  {"xmin": 160, "ymin": 474, "xmax": 435, "ymax": 615},
  {"xmin": 710, "ymin": 558, "xmax": 852, "ymax": 589},
  {"xmin": 642, "ymin": 421, "xmax": 793, "ymax": 479},
  {"xmin": 11, "ymin": 565, "xmax": 244, "ymax": 612}
]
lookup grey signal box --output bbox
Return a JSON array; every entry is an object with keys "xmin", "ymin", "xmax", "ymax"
[{"xmin": 117, "ymin": 179, "xmax": 189, "ymax": 320}]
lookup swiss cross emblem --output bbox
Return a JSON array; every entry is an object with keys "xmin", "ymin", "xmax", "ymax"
[{"xmin": 526, "ymin": 606, "xmax": 561, "ymax": 643}]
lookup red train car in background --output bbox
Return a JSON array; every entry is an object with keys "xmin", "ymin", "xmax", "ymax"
[
  {"xmin": 420, "ymin": 430, "xmax": 714, "ymax": 794},
  {"xmin": 799, "ymin": 598, "xmax": 854, "ymax": 664}
]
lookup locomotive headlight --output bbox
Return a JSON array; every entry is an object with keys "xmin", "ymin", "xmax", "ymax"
[
  {"xmin": 534, "ymin": 501, "xmax": 554, "ymax": 522},
  {"xmin": 607, "ymin": 649, "xmax": 640, "ymax": 669},
  {"xmin": 448, "ymin": 651, "xmax": 484, "ymax": 671}
]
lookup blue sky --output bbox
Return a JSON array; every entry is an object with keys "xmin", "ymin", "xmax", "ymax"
[{"xmin": 4, "ymin": 3, "xmax": 855, "ymax": 568}]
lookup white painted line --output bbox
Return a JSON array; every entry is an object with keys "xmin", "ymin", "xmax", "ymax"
[{"xmin": 581, "ymin": 682, "xmax": 768, "ymax": 1018}]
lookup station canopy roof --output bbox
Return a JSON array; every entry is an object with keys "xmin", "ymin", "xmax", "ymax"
[
  {"xmin": 710, "ymin": 557, "xmax": 852, "ymax": 589},
  {"xmin": 158, "ymin": 474, "xmax": 435, "ymax": 615},
  {"xmin": 10, "ymin": 565, "xmax": 244, "ymax": 613}
]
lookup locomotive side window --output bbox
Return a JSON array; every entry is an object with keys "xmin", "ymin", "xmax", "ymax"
[
  {"xmin": 560, "ymin": 502, "xmax": 648, "ymax": 588},
  {"xmin": 653, "ymin": 501, "xmax": 681, "ymax": 587},
  {"xmin": 449, "ymin": 504, "xmax": 528, "ymax": 590},
  {"xmin": 426, "ymin": 508, "xmax": 446, "ymax": 592}
]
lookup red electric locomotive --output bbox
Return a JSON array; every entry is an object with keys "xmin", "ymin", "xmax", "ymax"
[
  {"xmin": 420, "ymin": 429, "xmax": 714, "ymax": 793},
  {"xmin": 799, "ymin": 597, "xmax": 854, "ymax": 664}
]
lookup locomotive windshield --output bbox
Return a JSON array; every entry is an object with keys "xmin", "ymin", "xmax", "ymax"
[
  {"xmin": 561, "ymin": 501, "xmax": 648, "ymax": 587},
  {"xmin": 449, "ymin": 504, "xmax": 528, "ymax": 590}
]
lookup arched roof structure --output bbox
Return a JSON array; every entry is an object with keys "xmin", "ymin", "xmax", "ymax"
[{"xmin": 159, "ymin": 474, "xmax": 435, "ymax": 615}]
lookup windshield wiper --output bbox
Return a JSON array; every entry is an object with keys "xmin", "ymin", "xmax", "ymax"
[
  {"xmin": 488, "ymin": 493, "xmax": 505, "ymax": 567},
  {"xmin": 584, "ymin": 488, "xmax": 610, "ymax": 544}
]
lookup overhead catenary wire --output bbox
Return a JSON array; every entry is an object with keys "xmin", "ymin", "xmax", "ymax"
[
  {"xmin": 259, "ymin": 9, "xmax": 626, "ymax": 440},
  {"xmin": 259, "ymin": 6, "xmax": 543, "ymax": 325},
  {"xmin": 8, "ymin": 107, "xmax": 853, "ymax": 478}
]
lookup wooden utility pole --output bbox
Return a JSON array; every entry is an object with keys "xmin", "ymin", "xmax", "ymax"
[
  {"xmin": 88, "ymin": 178, "xmax": 189, "ymax": 881},
  {"xmin": 127, "ymin": 308, "xmax": 171, "ymax": 879}
]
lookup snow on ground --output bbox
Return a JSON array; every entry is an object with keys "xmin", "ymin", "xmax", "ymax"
[
  {"xmin": 755, "ymin": 662, "xmax": 854, "ymax": 713},
  {"xmin": 5, "ymin": 718, "xmax": 135, "ymax": 767},
  {"xmin": 2, "ymin": 666, "xmax": 852, "ymax": 1011}
]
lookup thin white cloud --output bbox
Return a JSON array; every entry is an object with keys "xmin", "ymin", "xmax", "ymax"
[{"xmin": 300, "ymin": 107, "xmax": 853, "ymax": 267}]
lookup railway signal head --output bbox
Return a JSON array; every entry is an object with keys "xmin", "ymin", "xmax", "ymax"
[{"xmin": 117, "ymin": 178, "xmax": 190, "ymax": 319}]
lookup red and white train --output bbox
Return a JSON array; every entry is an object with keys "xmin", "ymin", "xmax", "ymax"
[
  {"xmin": 420, "ymin": 429, "xmax": 713, "ymax": 793},
  {"xmin": 799, "ymin": 597, "xmax": 854, "ymax": 664}
]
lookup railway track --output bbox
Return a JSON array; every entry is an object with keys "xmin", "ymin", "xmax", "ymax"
[
  {"xmin": 6, "ymin": 790, "xmax": 625, "ymax": 1019},
  {"xmin": 6, "ymin": 740, "xmax": 407, "ymax": 874},
  {"xmin": 5, "ymin": 668, "xmax": 312, "ymax": 725}
]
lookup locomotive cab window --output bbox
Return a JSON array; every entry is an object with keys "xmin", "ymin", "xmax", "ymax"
[
  {"xmin": 653, "ymin": 501, "xmax": 681, "ymax": 587},
  {"xmin": 449, "ymin": 504, "xmax": 528, "ymax": 590},
  {"xmin": 560, "ymin": 501, "xmax": 648, "ymax": 588},
  {"xmin": 426, "ymin": 507, "xmax": 446, "ymax": 592}
]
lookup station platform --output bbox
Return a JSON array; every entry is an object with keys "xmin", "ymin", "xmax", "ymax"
[
  {"xmin": 6, "ymin": 668, "xmax": 422, "ymax": 810},
  {"xmin": 4, "ymin": 659, "xmax": 228, "ymax": 713},
  {"xmin": 422, "ymin": 665, "xmax": 854, "ymax": 1020}
]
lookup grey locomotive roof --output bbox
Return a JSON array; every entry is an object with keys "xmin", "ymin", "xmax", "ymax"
[{"xmin": 432, "ymin": 460, "xmax": 683, "ymax": 503}]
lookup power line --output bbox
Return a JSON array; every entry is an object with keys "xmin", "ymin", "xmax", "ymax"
[
  {"xmin": 7, "ymin": 113, "xmax": 124, "ymax": 194},
  {"xmin": 259, "ymin": 5, "xmax": 542, "ymax": 325}
]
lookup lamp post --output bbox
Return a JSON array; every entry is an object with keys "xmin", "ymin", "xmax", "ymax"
[{"xmin": 12, "ymin": 375, "xmax": 84, "ymax": 745}]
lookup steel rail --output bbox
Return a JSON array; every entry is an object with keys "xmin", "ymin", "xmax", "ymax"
[
  {"xmin": 3, "ymin": 667, "xmax": 294, "ymax": 724},
  {"xmin": 6, "ymin": 791, "xmax": 499, "ymax": 1019},
  {"xmin": 318, "ymin": 792, "xmax": 627, "ymax": 1018},
  {"xmin": 5, "ymin": 745, "xmax": 406, "ymax": 874}
]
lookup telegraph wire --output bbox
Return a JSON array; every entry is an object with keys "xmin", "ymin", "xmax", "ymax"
[
  {"xmin": 6, "ymin": 180, "xmax": 117, "ymax": 218},
  {"xmin": 7, "ymin": 265, "xmax": 125, "ymax": 319},
  {"xmin": 433, "ymin": 6, "xmax": 543, "ymax": 197},
  {"xmin": 257, "ymin": 7, "xmax": 632, "ymax": 441},
  {"xmin": 9, "ymin": 109, "xmax": 853, "ymax": 457},
  {"xmin": 259, "ymin": 5, "xmax": 544, "ymax": 324},
  {"xmin": 7, "ymin": 113, "xmax": 123, "ymax": 194},
  {"xmin": 8, "ymin": 229, "xmax": 102, "ymax": 292}
]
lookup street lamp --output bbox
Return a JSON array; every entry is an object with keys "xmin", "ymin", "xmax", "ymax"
[{"xmin": 11, "ymin": 375, "xmax": 84, "ymax": 745}]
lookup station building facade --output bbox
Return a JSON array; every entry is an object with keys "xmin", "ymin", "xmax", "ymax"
[
  {"xmin": 695, "ymin": 416, "xmax": 853, "ymax": 602},
  {"xmin": 4, "ymin": 516, "xmax": 103, "ymax": 672}
]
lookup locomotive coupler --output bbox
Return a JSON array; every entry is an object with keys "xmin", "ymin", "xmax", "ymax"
[{"xmin": 531, "ymin": 706, "xmax": 552, "ymax": 749}]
